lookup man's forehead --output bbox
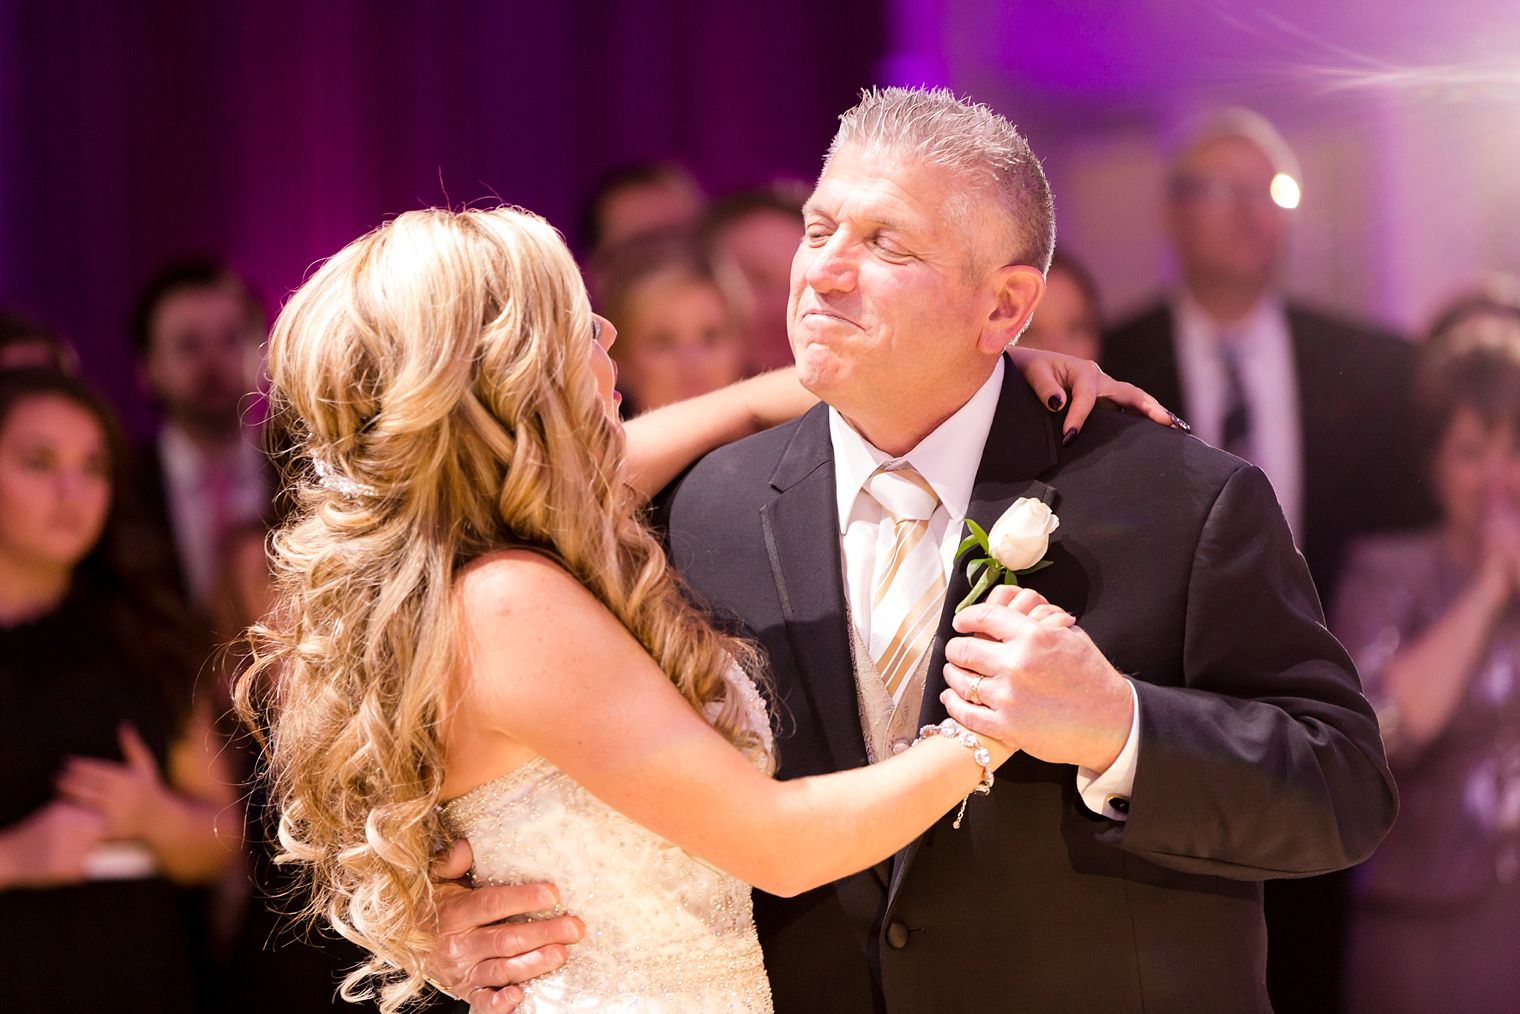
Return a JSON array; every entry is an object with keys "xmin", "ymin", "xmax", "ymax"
[
  {"xmin": 1178, "ymin": 135, "xmax": 1275, "ymax": 179},
  {"xmin": 804, "ymin": 151, "xmax": 951, "ymax": 229}
]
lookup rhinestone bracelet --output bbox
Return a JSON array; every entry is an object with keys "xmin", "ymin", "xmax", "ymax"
[{"xmin": 914, "ymin": 718, "xmax": 994, "ymax": 829}]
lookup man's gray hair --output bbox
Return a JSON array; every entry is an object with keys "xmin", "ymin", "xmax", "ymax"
[{"xmin": 826, "ymin": 86, "xmax": 1055, "ymax": 273}]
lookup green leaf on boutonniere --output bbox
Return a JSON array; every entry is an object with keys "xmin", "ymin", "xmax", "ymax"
[
  {"xmin": 963, "ymin": 519, "xmax": 991, "ymax": 554},
  {"xmin": 957, "ymin": 561, "xmax": 1004, "ymax": 613},
  {"xmin": 952, "ymin": 514, "xmax": 1058, "ymax": 612}
]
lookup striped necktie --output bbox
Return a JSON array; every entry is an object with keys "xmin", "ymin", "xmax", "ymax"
[{"xmin": 862, "ymin": 463, "xmax": 946, "ymax": 708}]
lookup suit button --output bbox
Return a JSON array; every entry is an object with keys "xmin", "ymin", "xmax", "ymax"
[
  {"xmin": 890, "ymin": 738, "xmax": 911, "ymax": 756},
  {"xmin": 886, "ymin": 921, "xmax": 910, "ymax": 949}
]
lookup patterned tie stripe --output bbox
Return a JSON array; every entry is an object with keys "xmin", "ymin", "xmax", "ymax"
[{"xmin": 862, "ymin": 464, "xmax": 947, "ymax": 706}]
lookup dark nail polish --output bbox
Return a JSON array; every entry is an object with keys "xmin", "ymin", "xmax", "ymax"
[
  {"xmin": 1168, "ymin": 411, "xmax": 1191, "ymax": 433},
  {"xmin": 1047, "ymin": 394, "xmax": 1064, "ymax": 411},
  {"xmin": 1062, "ymin": 427, "xmax": 1077, "ymax": 446}
]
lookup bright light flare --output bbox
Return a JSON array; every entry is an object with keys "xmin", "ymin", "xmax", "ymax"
[{"xmin": 1271, "ymin": 173, "xmax": 1302, "ymax": 209}]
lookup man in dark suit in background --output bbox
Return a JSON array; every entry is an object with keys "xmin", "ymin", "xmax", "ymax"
[
  {"xmin": 1101, "ymin": 110, "xmax": 1433, "ymax": 1013},
  {"xmin": 130, "ymin": 257, "xmax": 274, "ymax": 612},
  {"xmin": 1101, "ymin": 108, "xmax": 1433, "ymax": 612},
  {"xmin": 431, "ymin": 88, "xmax": 1396, "ymax": 1013}
]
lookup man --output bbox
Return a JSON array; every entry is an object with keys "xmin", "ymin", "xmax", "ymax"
[
  {"xmin": 1100, "ymin": 109, "xmax": 1434, "ymax": 609},
  {"xmin": 433, "ymin": 88, "xmax": 1395, "ymax": 1013},
  {"xmin": 131, "ymin": 257, "xmax": 273, "ymax": 609},
  {"xmin": 1099, "ymin": 112, "xmax": 1432, "ymax": 1011}
]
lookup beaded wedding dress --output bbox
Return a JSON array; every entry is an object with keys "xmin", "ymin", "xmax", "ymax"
[{"xmin": 440, "ymin": 665, "xmax": 775, "ymax": 1012}]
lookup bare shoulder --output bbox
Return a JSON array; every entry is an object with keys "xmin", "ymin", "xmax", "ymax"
[{"xmin": 456, "ymin": 547, "xmax": 602, "ymax": 630}]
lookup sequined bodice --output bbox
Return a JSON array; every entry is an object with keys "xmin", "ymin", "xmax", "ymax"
[{"xmin": 441, "ymin": 666, "xmax": 774, "ymax": 1012}]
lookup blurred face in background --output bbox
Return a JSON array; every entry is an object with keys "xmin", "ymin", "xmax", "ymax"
[
  {"xmin": 0, "ymin": 394, "xmax": 111, "ymax": 578},
  {"xmin": 142, "ymin": 281, "xmax": 262, "ymax": 437},
  {"xmin": 1433, "ymin": 408, "xmax": 1520, "ymax": 543},
  {"xmin": 710, "ymin": 207, "xmax": 802, "ymax": 373},
  {"xmin": 598, "ymin": 180, "xmax": 705, "ymax": 252},
  {"xmin": 611, "ymin": 270, "xmax": 745, "ymax": 411},
  {"xmin": 1167, "ymin": 135, "xmax": 1288, "ymax": 297},
  {"xmin": 1020, "ymin": 262, "xmax": 1101, "ymax": 362}
]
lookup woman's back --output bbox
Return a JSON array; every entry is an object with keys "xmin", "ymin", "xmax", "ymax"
[{"xmin": 441, "ymin": 662, "xmax": 774, "ymax": 1013}]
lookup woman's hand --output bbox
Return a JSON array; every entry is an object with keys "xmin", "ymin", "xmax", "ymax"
[
  {"xmin": 55, "ymin": 724, "xmax": 168, "ymax": 841},
  {"xmin": 0, "ymin": 800, "xmax": 107, "ymax": 889},
  {"xmin": 1007, "ymin": 346, "xmax": 1185, "ymax": 442},
  {"xmin": 1480, "ymin": 493, "xmax": 1520, "ymax": 600}
]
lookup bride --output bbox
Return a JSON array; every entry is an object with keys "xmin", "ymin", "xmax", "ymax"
[{"xmin": 235, "ymin": 206, "xmax": 1171, "ymax": 1012}]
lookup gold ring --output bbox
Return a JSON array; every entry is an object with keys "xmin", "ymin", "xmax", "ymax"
[{"xmin": 968, "ymin": 675, "xmax": 984, "ymax": 707}]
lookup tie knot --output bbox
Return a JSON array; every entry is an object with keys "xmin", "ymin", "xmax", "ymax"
[{"xmin": 863, "ymin": 464, "xmax": 940, "ymax": 523}]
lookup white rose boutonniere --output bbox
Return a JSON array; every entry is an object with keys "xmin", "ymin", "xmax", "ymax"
[{"xmin": 953, "ymin": 497, "xmax": 1059, "ymax": 612}]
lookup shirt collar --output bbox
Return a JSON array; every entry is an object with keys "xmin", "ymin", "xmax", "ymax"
[
  {"xmin": 828, "ymin": 356, "xmax": 1005, "ymax": 534},
  {"xmin": 1174, "ymin": 289, "xmax": 1288, "ymax": 355},
  {"xmin": 158, "ymin": 422, "xmax": 265, "ymax": 490}
]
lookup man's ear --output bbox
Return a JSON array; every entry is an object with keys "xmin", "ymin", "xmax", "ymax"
[{"xmin": 978, "ymin": 264, "xmax": 1045, "ymax": 356}]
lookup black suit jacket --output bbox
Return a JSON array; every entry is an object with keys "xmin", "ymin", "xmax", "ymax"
[
  {"xmin": 661, "ymin": 362, "xmax": 1396, "ymax": 1013},
  {"xmin": 1101, "ymin": 302, "xmax": 1435, "ymax": 606}
]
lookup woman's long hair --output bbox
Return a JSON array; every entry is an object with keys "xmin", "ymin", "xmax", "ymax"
[{"xmin": 234, "ymin": 207, "xmax": 764, "ymax": 1011}]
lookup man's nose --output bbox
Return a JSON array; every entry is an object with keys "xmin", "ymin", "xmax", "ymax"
[{"xmin": 805, "ymin": 235, "xmax": 858, "ymax": 294}]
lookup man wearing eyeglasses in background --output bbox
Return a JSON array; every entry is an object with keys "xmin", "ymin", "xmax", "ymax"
[{"xmin": 1100, "ymin": 108, "xmax": 1436, "ymax": 1014}]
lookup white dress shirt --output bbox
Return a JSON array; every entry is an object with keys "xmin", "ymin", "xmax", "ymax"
[
  {"xmin": 158, "ymin": 423, "xmax": 270, "ymax": 605},
  {"xmin": 827, "ymin": 357, "xmax": 1139, "ymax": 820},
  {"xmin": 1173, "ymin": 292, "xmax": 1304, "ymax": 538}
]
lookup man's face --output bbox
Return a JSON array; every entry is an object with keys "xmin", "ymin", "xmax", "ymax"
[
  {"xmin": 143, "ymin": 282, "xmax": 261, "ymax": 434},
  {"xmin": 1167, "ymin": 136, "xmax": 1287, "ymax": 291},
  {"xmin": 789, "ymin": 146, "xmax": 994, "ymax": 419}
]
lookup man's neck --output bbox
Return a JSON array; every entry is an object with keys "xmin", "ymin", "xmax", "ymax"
[
  {"xmin": 163, "ymin": 416, "xmax": 245, "ymax": 459},
  {"xmin": 836, "ymin": 368, "xmax": 996, "ymax": 458},
  {"xmin": 1182, "ymin": 275, "xmax": 1274, "ymax": 329}
]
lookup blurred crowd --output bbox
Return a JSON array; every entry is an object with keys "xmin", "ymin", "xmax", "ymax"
[{"xmin": 2, "ymin": 108, "xmax": 1517, "ymax": 1013}]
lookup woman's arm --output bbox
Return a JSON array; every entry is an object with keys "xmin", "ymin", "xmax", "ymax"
[
  {"xmin": 453, "ymin": 551, "xmax": 1010, "ymax": 899},
  {"xmin": 55, "ymin": 709, "xmax": 240, "ymax": 884},
  {"xmin": 1377, "ymin": 564, "xmax": 1511, "ymax": 756},
  {"xmin": 623, "ymin": 369, "xmax": 817, "ymax": 499},
  {"xmin": 0, "ymin": 801, "xmax": 107, "ymax": 890},
  {"xmin": 622, "ymin": 352, "xmax": 1183, "ymax": 501}
]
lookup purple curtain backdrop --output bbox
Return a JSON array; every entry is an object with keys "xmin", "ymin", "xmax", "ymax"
[{"xmin": 0, "ymin": 0, "xmax": 884, "ymax": 434}]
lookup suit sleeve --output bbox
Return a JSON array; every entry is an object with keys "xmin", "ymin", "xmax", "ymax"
[{"xmin": 1099, "ymin": 464, "xmax": 1398, "ymax": 879}]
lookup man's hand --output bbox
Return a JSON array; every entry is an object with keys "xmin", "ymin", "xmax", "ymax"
[
  {"xmin": 940, "ymin": 586, "xmax": 1132, "ymax": 772},
  {"xmin": 428, "ymin": 838, "xmax": 584, "ymax": 1012}
]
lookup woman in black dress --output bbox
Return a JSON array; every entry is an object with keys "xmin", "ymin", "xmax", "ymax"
[{"xmin": 0, "ymin": 369, "xmax": 238, "ymax": 1013}]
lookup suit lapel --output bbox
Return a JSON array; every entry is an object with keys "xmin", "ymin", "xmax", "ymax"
[
  {"xmin": 887, "ymin": 360, "xmax": 1060, "ymax": 904},
  {"xmin": 760, "ymin": 405, "xmax": 869, "ymax": 775}
]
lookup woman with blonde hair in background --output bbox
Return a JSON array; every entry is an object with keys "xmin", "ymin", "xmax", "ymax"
[{"xmin": 236, "ymin": 205, "xmax": 1173, "ymax": 1012}]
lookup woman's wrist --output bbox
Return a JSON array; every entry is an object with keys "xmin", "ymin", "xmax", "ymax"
[{"xmin": 914, "ymin": 718, "xmax": 997, "ymax": 828}]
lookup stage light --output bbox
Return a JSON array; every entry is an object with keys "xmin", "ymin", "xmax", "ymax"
[{"xmin": 1270, "ymin": 173, "xmax": 1302, "ymax": 209}]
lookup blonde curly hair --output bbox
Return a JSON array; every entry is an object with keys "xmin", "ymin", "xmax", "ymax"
[{"xmin": 235, "ymin": 207, "xmax": 764, "ymax": 1011}]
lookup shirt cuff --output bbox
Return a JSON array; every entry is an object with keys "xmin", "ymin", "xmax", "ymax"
[{"xmin": 1075, "ymin": 679, "xmax": 1140, "ymax": 821}]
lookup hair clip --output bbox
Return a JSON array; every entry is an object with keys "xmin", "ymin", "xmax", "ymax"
[{"xmin": 311, "ymin": 454, "xmax": 378, "ymax": 497}]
